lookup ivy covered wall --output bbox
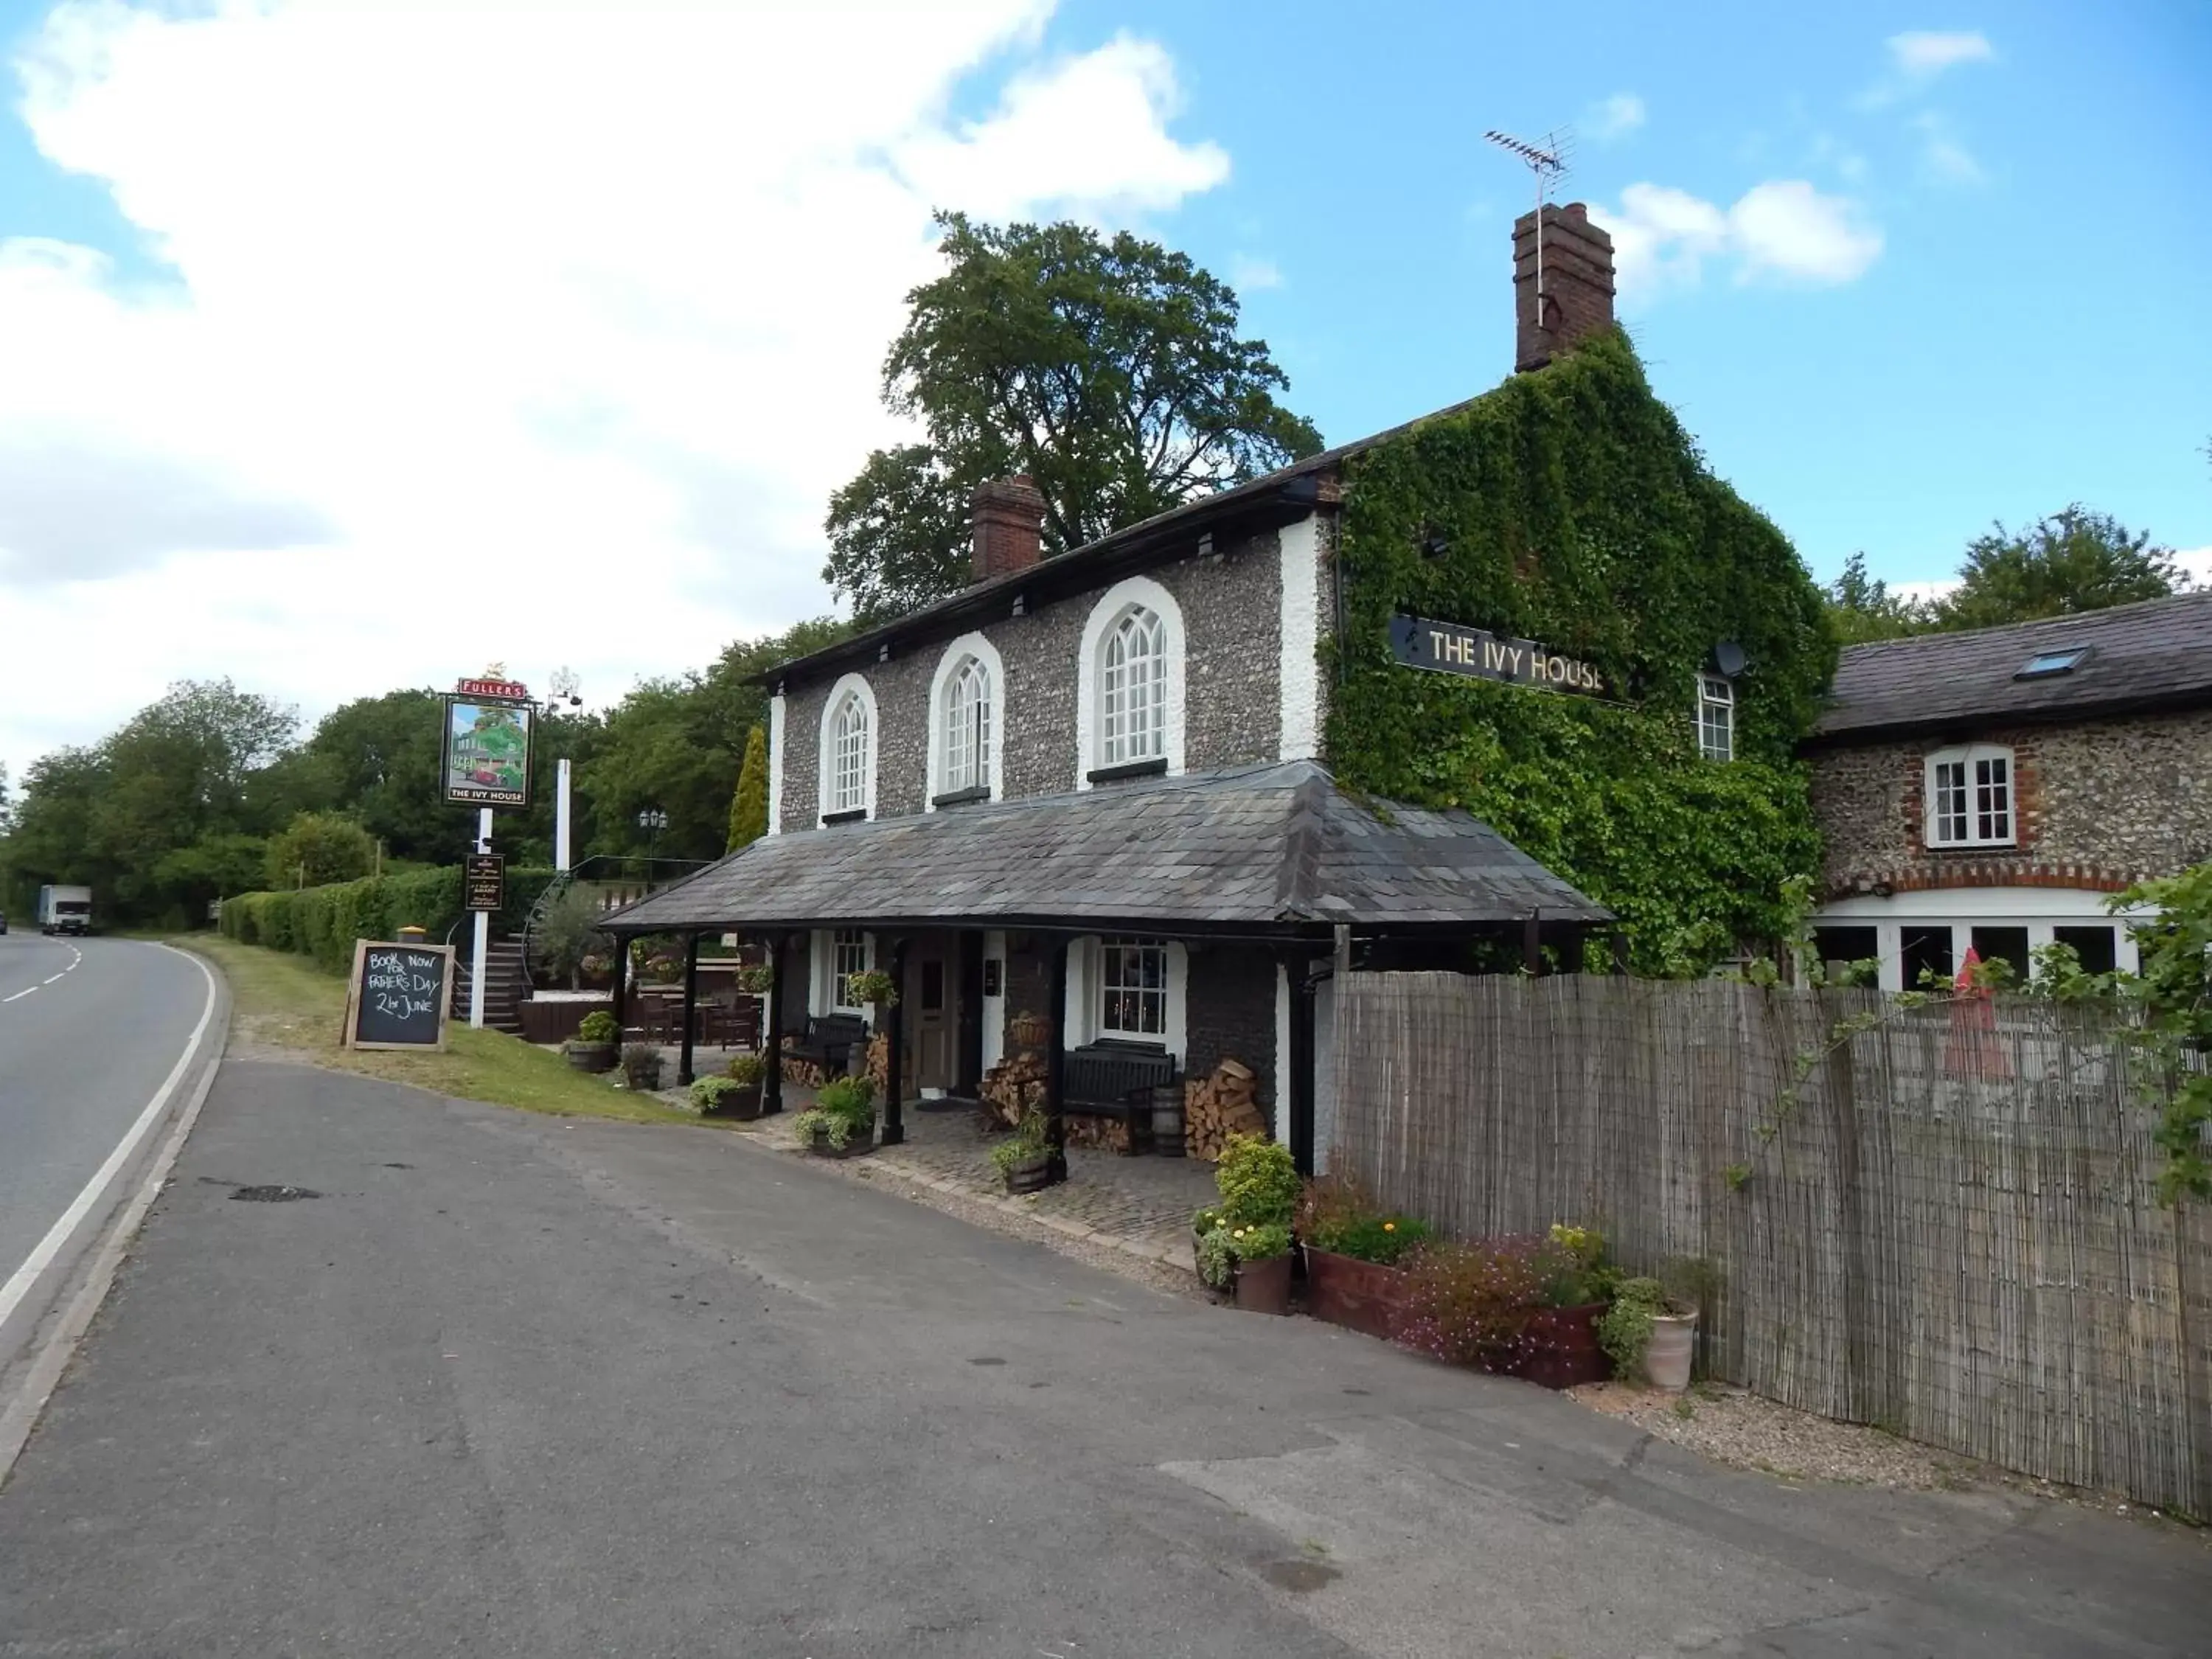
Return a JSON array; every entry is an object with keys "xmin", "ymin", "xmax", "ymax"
[{"xmin": 1327, "ymin": 330, "xmax": 1837, "ymax": 974}]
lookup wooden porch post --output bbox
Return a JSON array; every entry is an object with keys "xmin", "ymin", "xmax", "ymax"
[
  {"xmin": 1288, "ymin": 954, "xmax": 1320, "ymax": 1178},
  {"xmin": 1523, "ymin": 908, "xmax": 1543, "ymax": 975},
  {"xmin": 762, "ymin": 931, "xmax": 789, "ymax": 1117},
  {"xmin": 676, "ymin": 933, "xmax": 700, "ymax": 1086},
  {"xmin": 611, "ymin": 937, "xmax": 630, "ymax": 1035},
  {"xmin": 1044, "ymin": 936, "xmax": 1069, "ymax": 1185},
  {"xmin": 880, "ymin": 935, "xmax": 908, "ymax": 1147}
]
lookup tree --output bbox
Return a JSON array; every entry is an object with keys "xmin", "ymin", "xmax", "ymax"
[
  {"xmin": 1825, "ymin": 552, "xmax": 1935, "ymax": 644},
  {"xmin": 264, "ymin": 812, "xmax": 377, "ymax": 890},
  {"xmin": 823, "ymin": 212, "xmax": 1324, "ymax": 622},
  {"xmin": 1938, "ymin": 507, "xmax": 2183, "ymax": 630},
  {"xmin": 727, "ymin": 726, "xmax": 769, "ymax": 852}
]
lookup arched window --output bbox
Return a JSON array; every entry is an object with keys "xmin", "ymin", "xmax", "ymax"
[
  {"xmin": 828, "ymin": 690, "xmax": 869, "ymax": 815},
  {"xmin": 1099, "ymin": 605, "xmax": 1166, "ymax": 767},
  {"xmin": 943, "ymin": 655, "xmax": 993, "ymax": 793}
]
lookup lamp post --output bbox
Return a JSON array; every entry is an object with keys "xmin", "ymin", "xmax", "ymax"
[{"xmin": 637, "ymin": 806, "xmax": 669, "ymax": 889}]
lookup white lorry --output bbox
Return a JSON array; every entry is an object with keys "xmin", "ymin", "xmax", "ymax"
[{"xmin": 38, "ymin": 884, "xmax": 92, "ymax": 936}]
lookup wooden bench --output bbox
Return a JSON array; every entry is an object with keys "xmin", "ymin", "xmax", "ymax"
[
  {"xmin": 1062, "ymin": 1040, "xmax": 1180, "ymax": 1155},
  {"xmin": 782, "ymin": 1013, "xmax": 869, "ymax": 1087}
]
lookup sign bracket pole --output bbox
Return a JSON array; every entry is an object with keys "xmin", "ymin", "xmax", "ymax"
[{"xmin": 470, "ymin": 807, "xmax": 492, "ymax": 1029}]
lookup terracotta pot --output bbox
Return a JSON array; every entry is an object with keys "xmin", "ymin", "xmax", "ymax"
[
  {"xmin": 1645, "ymin": 1312, "xmax": 1697, "ymax": 1392},
  {"xmin": 1233, "ymin": 1252, "xmax": 1293, "ymax": 1315},
  {"xmin": 1513, "ymin": 1302, "xmax": 1612, "ymax": 1390},
  {"xmin": 1304, "ymin": 1248, "xmax": 1411, "ymax": 1342}
]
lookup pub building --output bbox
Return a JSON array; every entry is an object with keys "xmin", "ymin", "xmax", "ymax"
[{"xmin": 600, "ymin": 202, "xmax": 1826, "ymax": 1180}]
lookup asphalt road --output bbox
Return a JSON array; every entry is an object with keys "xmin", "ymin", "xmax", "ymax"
[
  {"xmin": 1, "ymin": 1058, "xmax": 2205, "ymax": 1658},
  {"xmin": 0, "ymin": 936, "xmax": 215, "ymax": 1359}
]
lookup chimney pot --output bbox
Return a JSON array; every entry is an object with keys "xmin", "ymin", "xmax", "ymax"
[
  {"xmin": 971, "ymin": 475, "xmax": 1047, "ymax": 584},
  {"xmin": 1512, "ymin": 201, "xmax": 1616, "ymax": 374}
]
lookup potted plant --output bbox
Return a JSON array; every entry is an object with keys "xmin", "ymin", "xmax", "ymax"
[
  {"xmin": 1191, "ymin": 1205, "xmax": 1224, "ymax": 1270},
  {"xmin": 1394, "ymin": 1236, "xmax": 1551, "ymax": 1374},
  {"xmin": 1298, "ymin": 1175, "xmax": 1433, "ymax": 1342},
  {"xmin": 1192, "ymin": 1134, "xmax": 1301, "ymax": 1309},
  {"xmin": 735, "ymin": 964, "xmax": 775, "ymax": 996},
  {"xmin": 1598, "ymin": 1276, "xmax": 1700, "ymax": 1392},
  {"xmin": 1517, "ymin": 1223, "xmax": 1624, "ymax": 1389},
  {"xmin": 565, "ymin": 1009, "xmax": 619, "ymax": 1073},
  {"xmin": 793, "ymin": 1075, "xmax": 876, "ymax": 1158},
  {"xmin": 990, "ymin": 1109, "xmax": 1052, "ymax": 1193},
  {"xmin": 1228, "ymin": 1222, "xmax": 1294, "ymax": 1313},
  {"xmin": 692, "ymin": 1052, "xmax": 766, "ymax": 1120},
  {"xmin": 1007, "ymin": 1009, "xmax": 1050, "ymax": 1051},
  {"xmin": 621, "ymin": 1042, "xmax": 666, "ymax": 1092}
]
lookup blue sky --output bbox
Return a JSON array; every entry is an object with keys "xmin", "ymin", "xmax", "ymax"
[{"xmin": 0, "ymin": 1, "xmax": 2205, "ymax": 776}]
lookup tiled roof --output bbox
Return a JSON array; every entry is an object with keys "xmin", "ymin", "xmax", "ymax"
[
  {"xmin": 598, "ymin": 760, "xmax": 1610, "ymax": 936},
  {"xmin": 1813, "ymin": 592, "xmax": 2212, "ymax": 742}
]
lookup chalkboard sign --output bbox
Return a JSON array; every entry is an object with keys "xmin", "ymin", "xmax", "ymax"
[{"xmin": 342, "ymin": 939, "xmax": 454, "ymax": 1051}]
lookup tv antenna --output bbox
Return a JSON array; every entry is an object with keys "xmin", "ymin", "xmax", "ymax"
[{"xmin": 1485, "ymin": 127, "xmax": 1574, "ymax": 331}]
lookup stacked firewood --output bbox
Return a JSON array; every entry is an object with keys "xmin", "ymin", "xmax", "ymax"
[
  {"xmin": 1184, "ymin": 1057, "xmax": 1265, "ymax": 1161},
  {"xmin": 1064, "ymin": 1114, "xmax": 1137, "ymax": 1155},
  {"xmin": 782, "ymin": 1056, "xmax": 832, "ymax": 1088},
  {"xmin": 979, "ymin": 1051, "xmax": 1048, "ymax": 1129},
  {"xmin": 866, "ymin": 1034, "xmax": 889, "ymax": 1096}
]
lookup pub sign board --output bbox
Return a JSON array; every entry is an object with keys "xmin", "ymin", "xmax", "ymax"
[
  {"xmin": 464, "ymin": 853, "xmax": 505, "ymax": 914},
  {"xmin": 342, "ymin": 939, "xmax": 453, "ymax": 1051},
  {"xmin": 441, "ymin": 692, "xmax": 535, "ymax": 809},
  {"xmin": 1388, "ymin": 613, "xmax": 1606, "ymax": 698}
]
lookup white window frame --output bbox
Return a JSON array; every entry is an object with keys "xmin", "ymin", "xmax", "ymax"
[
  {"xmin": 924, "ymin": 632, "xmax": 1006, "ymax": 809},
  {"xmin": 1074, "ymin": 575, "xmax": 1186, "ymax": 789},
  {"xmin": 1924, "ymin": 744, "xmax": 2015, "ymax": 848},
  {"xmin": 1101, "ymin": 608, "xmax": 1167, "ymax": 767},
  {"xmin": 815, "ymin": 672, "xmax": 877, "ymax": 822},
  {"xmin": 1062, "ymin": 935, "xmax": 1187, "ymax": 1059},
  {"xmin": 830, "ymin": 928, "xmax": 872, "ymax": 1015},
  {"xmin": 1696, "ymin": 673, "xmax": 1734, "ymax": 762}
]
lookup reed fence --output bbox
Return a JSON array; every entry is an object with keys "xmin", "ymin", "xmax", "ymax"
[{"xmin": 1329, "ymin": 972, "xmax": 2211, "ymax": 1516}]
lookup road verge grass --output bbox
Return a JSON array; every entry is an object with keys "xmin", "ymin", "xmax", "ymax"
[{"xmin": 175, "ymin": 934, "xmax": 710, "ymax": 1128}]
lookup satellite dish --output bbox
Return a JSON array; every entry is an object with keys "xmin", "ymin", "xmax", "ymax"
[{"xmin": 1714, "ymin": 640, "xmax": 1748, "ymax": 678}]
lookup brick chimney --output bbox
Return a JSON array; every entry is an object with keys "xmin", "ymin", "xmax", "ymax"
[
  {"xmin": 971, "ymin": 475, "xmax": 1047, "ymax": 583},
  {"xmin": 1513, "ymin": 202, "xmax": 1615, "ymax": 373}
]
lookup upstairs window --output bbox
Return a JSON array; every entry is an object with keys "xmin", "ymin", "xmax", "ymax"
[
  {"xmin": 1926, "ymin": 745, "xmax": 2014, "ymax": 847},
  {"xmin": 1696, "ymin": 674, "xmax": 1734, "ymax": 762},
  {"xmin": 1100, "ymin": 605, "xmax": 1167, "ymax": 766},
  {"xmin": 828, "ymin": 691, "xmax": 869, "ymax": 815},
  {"xmin": 942, "ymin": 655, "xmax": 993, "ymax": 794}
]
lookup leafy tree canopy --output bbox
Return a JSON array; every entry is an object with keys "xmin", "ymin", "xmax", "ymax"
[
  {"xmin": 823, "ymin": 212, "xmax": 1323, "ymax": 622},
  {"xmin": 1824, "ymin": 552, "xmax": 1935, "ymax": 644},
  {"xmin": 728, "ymin": 725, "xmax": 769, "ymax": 853},
  {"xmin": 264, "ymin": 811, "xmax": 377, "ymax": 891},
  {"xmin": 1938, "ymin": 506, "xmax": 2183, "ymax": 629}
]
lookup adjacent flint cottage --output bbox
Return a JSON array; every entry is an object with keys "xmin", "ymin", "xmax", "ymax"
[
  {"xmin": 604, "ymin": 203, "xmax": 1835, "ymax": 1175},
  {"xmin": 1804, "ymin": 593, "xmax": 2212, "ymax": 987}
]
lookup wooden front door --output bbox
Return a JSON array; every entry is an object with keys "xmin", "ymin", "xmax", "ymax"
[{"xmin": 909, "ymin": 936, "xmax": 955, "ymax": 1093}]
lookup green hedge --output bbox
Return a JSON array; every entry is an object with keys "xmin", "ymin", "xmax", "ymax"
[{"xmin": 220, "ymin": 865, "xmax": 558, "ymax": 975}]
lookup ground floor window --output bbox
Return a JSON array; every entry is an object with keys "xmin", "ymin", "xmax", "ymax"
[
  {"xmin": 1099, "ymin": 937, "xmax": 1168, "ymax": 1039},
  {"xmin": 1968, "ymin": 925, "xmax": 2031, "ymax": 984},
  {"xmin": 1900, "ymin": 925, "xmax": 1955, "ymax": 990},
  {"xmin": 2052, "ymin": 925, "xmax": 2118, "ymax": 976},
  {"xmin": 831, "ymin": 928, "xmax": 871, "ymax": 1012},
  {"xmin": 1805, "ymin": 898, "xmax": 2137, "ymax": 992},
  {"xmin": 1811, "ymin": 925, "xmax": 1878, "ymax": 975}
]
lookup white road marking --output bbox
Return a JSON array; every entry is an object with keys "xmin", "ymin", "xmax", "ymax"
[
  {"xmin": 1, "ymin": 989, "xmax": 32, "ymax": 1004},
  {"xmin": 41, "ymin": 974, "xmax": 63, "ymax": 984},
  {"xmin": 0, "ymin": 947, "xmax": 221, "ymax": 1333}
]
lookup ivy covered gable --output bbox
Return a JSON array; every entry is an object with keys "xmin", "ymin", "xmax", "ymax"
[{"xmin": 1326, "ymin": 328, "xmax": 1837, "ymax": 973}]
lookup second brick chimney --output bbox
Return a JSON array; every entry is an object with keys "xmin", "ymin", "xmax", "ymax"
[
  {"xmin": 1513, "ymin": 202, "xmax": 1616, "ymax": 373},
  {"xmin": 972, "ymin": 475, "xmax": 1048, "ymax": 583}
]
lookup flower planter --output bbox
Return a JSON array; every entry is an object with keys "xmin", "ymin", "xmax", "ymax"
[
  {"xmin": 1512, "ymin": 1302, "xmax": 1612, "ymax": 1390},
  {"xmin": 1002, "ymin": 1152, "xmax": 1053, "ymax": 1194},
  {"xmin": 702, "ymin": 1082, "xmax": 764, "ymax": 1120},
  {"xmin": 808, "ymin": 1127, "xmax": 875, "ymax": 1160},
  {"xmin": 1645, "ymin": 1312, "xmax": 1697, "ymax": 1392},
  {"xmin": 1304, "ymin": 1248, "xmax": 1411, "ymax": 1342},
  {"xmin": 1233, "ymin": 1253, "xmax": 1293, "ymax": 1315},
  {"xmin": 563, "ymin": 1042, "xmax": 616, "ymax": 1074}
]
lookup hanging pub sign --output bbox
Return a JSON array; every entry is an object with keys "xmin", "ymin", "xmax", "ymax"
[
  {"xmin": 1388, "ymin": 614, "xmax": 1606, "ymax": 698},
  {"xmin": 441, "ymin": 672, "xmax": 535, "ymax": 810}
]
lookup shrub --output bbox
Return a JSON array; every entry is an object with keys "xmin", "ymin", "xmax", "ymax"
[
  {"xmin": 724, "ymin": 1051, "xmax": 765, "ymax": 1085},
  {"xmin": 529, "ymin": 883, "xmax": 611, "ymax": 987},
  {"xmin": 1228, "ymin": 1220, "xmax": 1291, "ymax": 1262},
  {"xmin": 1215, "ymin": 1134, "xmax": 1299, "ymax": 1228},
  {"xmin": 1295, "ymin": 1173, "xmax": 1432, "ymax": 1265},
  {"xmin": 798, "ymin": 1075, "xmax": 877, "ymax": 1148},
  {"xmin": 574, "ymin": 1011, "xmax": 618, "ymax": 1045},
  {"xmin": 690, "ymin": 1076, "xmax": 743, "ymax": 1112},
  {"xmin": 736, "ymin": 964, "xmax": 775, "ymax": 995},
  {"xmin": 989, "ymin": 1108, "xmax": 1048, "ymax": 1177},
  {"xmin": 1395, "ymin": 1237, "xmax": 1550, "ymax": 1371},
  {"xmin": 846, "ymin": 967, "xmax": 898, "ymax": 1007},
  {"xmin": 263, "ymin": 812, "xmax": 376, "ymax": 892},
  {"xmin": 1195, "ymin": 1225, "xmax": 1237, "ymax": 1290},
  {"xmin": 1539, "ymin": 1222, "xmax": 1624, "ymax": 1308},
  {"xmin": 620, "ymin": 1043, "xmax": 664, "ymax": 1089}
]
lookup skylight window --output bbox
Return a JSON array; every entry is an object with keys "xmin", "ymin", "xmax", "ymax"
[{"xmin": 2015, "ymin": 648, "xmax": 2087, "ymax": 681}]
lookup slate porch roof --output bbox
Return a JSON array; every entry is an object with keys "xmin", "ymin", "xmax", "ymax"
[
  {"xmin": 1811, "ymin": 591, "xmax": 2212, "ymax": 744},
  {"xmin": 597, "ymin": 760, "xmax": 1610, "ymax": 937}
]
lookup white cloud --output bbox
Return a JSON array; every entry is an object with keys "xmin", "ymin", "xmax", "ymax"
[
  {"xmin": 1227, "ymin": 254, "xmax": 1282, "ymax": 292},
  {"xmin": 1887, "ymin": 30, "xmax": 1995, "ymax": 80},
  {"xmin": 2176, "ymin": 546, "xmax": 2212, "ymax": 588},
  {"xmin": 0, "ymin": 0, "xmax": 1232, "ymax": 781},
  {"xmin": 1587, "ymin": 93, "xmax": 1646, "ymax": 142},
  {"xmin": 1911, "ymin": 112, "xmax": 1984, "ymax": 185},
  {"xmin": 1594, "ymin": 179, "xmax": 1882, "ymax": 300}
]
